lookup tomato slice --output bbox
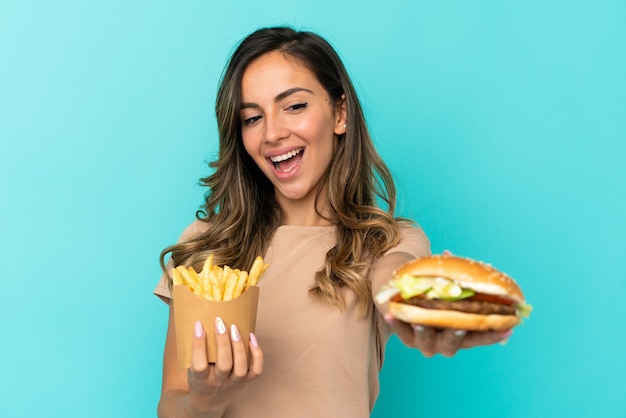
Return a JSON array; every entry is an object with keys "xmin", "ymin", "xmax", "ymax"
[{"xmin": 390, "ymin": 294, "xmax": 405, "ymax": 303}]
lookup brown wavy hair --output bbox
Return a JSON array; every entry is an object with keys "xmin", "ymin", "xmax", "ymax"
[{"xmin": 160, "ymin": 26, "xmax": 409, "ymax": 317}]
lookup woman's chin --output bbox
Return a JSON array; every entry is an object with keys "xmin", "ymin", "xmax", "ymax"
[{"xmin": 274, "ymin": 185, "xmax": 316, "ymax": 204}]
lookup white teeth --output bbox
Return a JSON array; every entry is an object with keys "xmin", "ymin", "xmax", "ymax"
[{"xmin": 269, "ymin": 148, "xmax": 303, "ymax": 163}]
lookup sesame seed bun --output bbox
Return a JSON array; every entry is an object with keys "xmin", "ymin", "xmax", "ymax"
[{"xmin": 394, "ymin": 254, "xmax": 525, "ymax": 304}]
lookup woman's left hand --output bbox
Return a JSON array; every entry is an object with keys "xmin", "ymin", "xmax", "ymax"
[{"xmin": 385, "ymin": 313, "xmax": 513, "ymax": 357}]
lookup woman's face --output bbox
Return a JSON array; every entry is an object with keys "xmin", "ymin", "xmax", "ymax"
[{"xmin": 240, "ymin": 51, "xmax": 346, "ymax": 209}]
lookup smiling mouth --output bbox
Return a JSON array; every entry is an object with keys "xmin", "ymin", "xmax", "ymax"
[{"xmin": 269, "ymin": 148, "xmax": 304, "ymax": 172}]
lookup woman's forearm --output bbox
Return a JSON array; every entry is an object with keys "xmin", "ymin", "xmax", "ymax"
[{"xmin": 157, "ymin": 389, "xmax": 226, "ymax": 418}]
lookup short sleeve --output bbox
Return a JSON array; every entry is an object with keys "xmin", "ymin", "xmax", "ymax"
[
  {"xmin": 385, "ymin": 224, "xmax": 431, "ymax": 259},
  {"xmin": 153, "ymin": 219, "xmax": 209, "ymax": 303},
  {"xmin": 370, "ymin": 224, "xmax": 432, "ymax": 355},
  {"xmin": 371, "ymin": 223, "xmax": 431, "ymax": 295}
]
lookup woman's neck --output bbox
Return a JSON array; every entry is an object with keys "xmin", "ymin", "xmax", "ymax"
[
  {"xmin": 277, "ymin": 192, "xmax": 334, "ymax": 227},
  {"xmin": 280, "ymin": 210, "xmax": 332, "ymax": 226}
]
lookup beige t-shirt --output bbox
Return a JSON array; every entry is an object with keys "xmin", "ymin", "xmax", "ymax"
[{"xmin": 154, "ymin": 220, "xmax": 430, "ymax": 417}]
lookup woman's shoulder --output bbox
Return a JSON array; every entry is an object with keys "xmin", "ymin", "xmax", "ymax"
[
  {"xmin": 177, "ymin": 218, "xmax": 210, "ymax": 242},
  {"xmin": 398, "ymin": 220, "xmax": 428, "ymax": 237},
  {"xmin": 391, "ymin": 221, "xmax": 432, "ymax": 258}
]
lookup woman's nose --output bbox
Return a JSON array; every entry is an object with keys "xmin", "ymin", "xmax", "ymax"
[{"xmin": 264, "ymin": 114, "xmax": 289, "ymax": 143}]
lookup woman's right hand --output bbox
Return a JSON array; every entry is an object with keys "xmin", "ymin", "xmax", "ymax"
[
  {"xmin": 186, "ymin": 318, "xmax": 264, "ymax": 414},
  {"xmin": 157, "ymin": 307, "xmax": 263, "ymax": 418}
]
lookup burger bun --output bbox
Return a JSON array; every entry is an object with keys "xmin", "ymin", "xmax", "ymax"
[
  {"xmin": 387, "ymin": 254, "xmax": 526, "ymax": 331},
  {"xmin": 388, "ymin": 302, "xmax": 520, "ymax": 332}
]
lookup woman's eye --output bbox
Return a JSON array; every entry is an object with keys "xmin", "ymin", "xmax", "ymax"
[
  {"xmin": 287, "ymin": 102, "xmax": 308, "ymax": 111},
  {"xmin": 242, "ymin": 115, "xmax": 262, "ymax": 126}
]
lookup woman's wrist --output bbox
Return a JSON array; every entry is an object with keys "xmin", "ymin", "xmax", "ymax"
[
  {"xmin": 158, "ymin": 389, "xmax": 225, "ymax": 418},
  {"xmin": 185, "ymin": 391, "xmax": 226, "ymax": 418}
]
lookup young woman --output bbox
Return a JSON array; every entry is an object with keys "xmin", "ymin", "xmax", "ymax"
[{"xmin": 154, "ymin": 26, "xmax": 508, "ymax": 417}]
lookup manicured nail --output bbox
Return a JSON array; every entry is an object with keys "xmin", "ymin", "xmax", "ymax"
[
  {"xmin": 215, "ymin": 317, "xmax": 226, "ymax": 335},
  {"xmin": 384, "ymin": 313, "xmax": 395, "ymax": 325},
  {"xmin": 500, "ymin": 329, "xmax": 514, "ymax": 340},
  {"xmin": 249, "ymin": 332, "xmax": 259, "ymax": 348},
  {"xmin": 413, "ymin": 324, "xmax": 425, "ymax": 332},
  {"xmin": 230, "ymin": 324, "xmax": 240, "ymax": 342},
  {"xmin": 194, "ymin": 320, "xmax": 203, "ymax": 338},
  {"xmin": 454, "ymin": 330, "xmax": 467, "ymax": 337}
]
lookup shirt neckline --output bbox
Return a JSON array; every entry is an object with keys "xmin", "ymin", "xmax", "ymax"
[{"xmin": 275, "ymin": 224, "xmax": 336, "ymax": 231}]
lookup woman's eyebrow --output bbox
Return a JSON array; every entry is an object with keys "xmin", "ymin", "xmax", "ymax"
[
  {"xmin": 240, "ymin": 87, "xmax": 314, "ymax": 110},
  {"xmin": 274, "ymin": 87, "xmax": 313, "ymax": 102}
]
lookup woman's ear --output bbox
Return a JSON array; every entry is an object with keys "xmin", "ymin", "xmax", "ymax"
[{"xmin": 334, "ymin": 94, "xmax": 348, "ymax": 135}]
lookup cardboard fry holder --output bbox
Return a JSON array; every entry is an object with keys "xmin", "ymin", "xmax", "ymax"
[{"xmin": 172, "ymin": 284, "xmax": 260, "ymax": 369}]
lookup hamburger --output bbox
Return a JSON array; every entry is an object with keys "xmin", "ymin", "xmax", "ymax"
[{"xmin": 375, "ymin": 254, "xmax": 532, "ymax": 331}]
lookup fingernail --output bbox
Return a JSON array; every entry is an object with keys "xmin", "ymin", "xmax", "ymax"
[
  {"xmin": 230, "ymin": 324, "xmax": 240, "ymax": 342},
  {"xmin": 454, "ymin": 329, "xmax": 467, "ymax": 337},
  {"xmin": 500, "ymin": 329, "xmax": 514, "ymax": 340},
  {"xmin": 412, "ymin": 324, "xmax": 425, "ymax": 332},
  {"xmin": 194, "ymin": 320, "xmax": 203, "ymax": 338},
  {"xmin": 215, "ymin": 317, "xmax": 226, "ymax": 335},
  {"xmin": 384, "ymin": 313, "xmax": 395, "ymax": 325},
  {"xmin": 249, "ymin": 332, "xmax": 259, "ymax": 348}
]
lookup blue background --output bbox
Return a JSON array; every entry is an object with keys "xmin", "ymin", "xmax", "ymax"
[{"xmin": 1, "ymin": 1, "xmax": 624, "ymax": 417}]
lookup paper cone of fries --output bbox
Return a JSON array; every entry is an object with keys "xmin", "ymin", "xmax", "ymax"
[{"xmin": 172, "ymin": 285, "xmax": 260, "ymax": 369}]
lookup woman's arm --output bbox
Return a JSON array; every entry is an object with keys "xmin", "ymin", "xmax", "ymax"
[{"xmin": 157, "ymin": 304, "xmax": 263, "ymax": 417}]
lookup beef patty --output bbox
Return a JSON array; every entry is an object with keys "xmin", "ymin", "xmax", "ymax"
[{"xmin": 400, "ymin": 296, "xmax": 517, "ymax": 316}]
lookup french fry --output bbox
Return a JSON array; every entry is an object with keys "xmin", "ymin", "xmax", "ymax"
[
  {"xmin": 208, "ymin": 271, "xmax": 223, "ymax": 301},
  {"xmin": 247, "ymin": 256, "xmax": 268, "ymax": 289},
  {"xmin": 176, "ymin": 266, "xmax": 199, "ymax": 290},
  {"xmin": 222, "ymin": 271, "xmax": 238, "ymax": 301},
  {"xmin": 201, "ymin": 254, "xmax": 214, "ymax": 279},
  {"xmin": 213, "ymin": 265, "xmax": 224, "ymax": 288},
  {"xmin": 189, "ymin": 267, "xmax": 204, "ymax": 297},
  {"xmin": 174, "ymin": 255, "xmax": 268, "ymax": 301},
  {"xmin": 222, "ymin": 265, "xmax": 233, "ymax": 285},
  {"xmin": 188, "ymin": 267, "xmax": 201, "ymax": 284},
  {"xmin": 233, "ymin": 270, "xmax": 248, "ymax": 299},
  {"xmin": 172, "ymin": 268, "xmax": 184, "ymax": 286}
]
